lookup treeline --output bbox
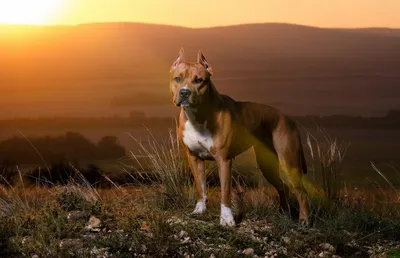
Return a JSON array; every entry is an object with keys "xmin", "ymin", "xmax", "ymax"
[
  {"xmin": 0, "ymin": 160, "xmax": 259, "ymax": 189},
  {"xmin": 293, "ymin": 109, "xmax": 400, "ymax": 129},
  {"xmin": 0, "ymin": 132, "xmax": 126, "ymax": 164},
  {"xmin": 0, "ymin": 162, "xmax": 162, "ymax": 188},
  {"xmin": 0, "ymin": 111, "xmax": 174, "ymax": 130}
]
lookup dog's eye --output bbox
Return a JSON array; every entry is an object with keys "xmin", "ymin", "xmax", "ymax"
[
  {"xmin": 174, "ymin": 76, "xmax": 181, "ymax": 83},
  {"xmin": 194, "ymin": 77, "xmax": 203, "ymax": 84}
]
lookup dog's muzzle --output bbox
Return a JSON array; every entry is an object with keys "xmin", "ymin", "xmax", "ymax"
[{"xmin": 177, "ymin": 88, "xmax": 192, "ymax": 107}]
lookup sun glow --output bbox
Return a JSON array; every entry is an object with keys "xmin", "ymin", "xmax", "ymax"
[{"xmin": 0, "ymin": 0, "xmax": 64, "ymax": 25}]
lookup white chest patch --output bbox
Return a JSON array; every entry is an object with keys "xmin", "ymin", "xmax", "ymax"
[{"xmin": 183, "ymin": 119, "xmax": 214, "ymax": 159}]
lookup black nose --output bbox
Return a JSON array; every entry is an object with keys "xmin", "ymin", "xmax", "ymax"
[{"xmin": 179, "ymin": 88, "xmax": 191, "ymax": 99}]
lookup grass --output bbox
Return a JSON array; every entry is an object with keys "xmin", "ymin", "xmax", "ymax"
[
  {"xmin": 0, "ymin": 128, "xmax": 400, "ymax": 257},
  {"xmin": 1, "ymin": 183, "xmax": 399, "ymax": 257}
]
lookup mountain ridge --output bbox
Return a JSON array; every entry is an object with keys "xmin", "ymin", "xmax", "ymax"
[{"xmin": 0, "ymin": 22, "xmax": 399, "ymax": 118}]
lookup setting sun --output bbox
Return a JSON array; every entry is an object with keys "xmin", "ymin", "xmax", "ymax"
[{"xmin": 0, "ymin": 0, "xmax": 64, "ymax": 25}]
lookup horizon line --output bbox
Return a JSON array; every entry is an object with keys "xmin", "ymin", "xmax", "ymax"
[{"xmin": 0, "ymin": 21, "xmax": 399, "ymax": 30}]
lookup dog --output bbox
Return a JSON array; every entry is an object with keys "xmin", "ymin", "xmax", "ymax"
[{"xmin": 169, "ymin": 48, "xmax": 309, "ymax": 226}]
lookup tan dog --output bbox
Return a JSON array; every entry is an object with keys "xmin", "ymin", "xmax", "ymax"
[{"xmin": 169, "ymin": 48, "xmax": 309, "ymax": 226}]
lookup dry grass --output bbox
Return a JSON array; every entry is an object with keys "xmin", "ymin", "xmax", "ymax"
[
  {"xmin": 124, "ymin": 129, "xmax": 196, "ymax": 210},
  {"xmin": 305, "ymin": 127, "xmax": 349, "ymax": 202},
  {"xmin": 1, "ymin": 181, "xmax": 399, "ymax": 257},
  {"xmin": 0, "ymin": 128, "xmax": 400, "ymax": 257}
]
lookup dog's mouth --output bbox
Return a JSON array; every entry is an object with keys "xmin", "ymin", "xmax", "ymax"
[
  {"xmin": 176, "ymin": 99, "xmax": 194, "ymax": 108},
  {"xmin": 180, "ymin": 102, "xmax": 190, "ymax": 107}
]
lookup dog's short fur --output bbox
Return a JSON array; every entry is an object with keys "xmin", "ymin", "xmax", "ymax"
[{"xmin": 169, "ymin": 48, "xmax": 309, "ymax": 226}]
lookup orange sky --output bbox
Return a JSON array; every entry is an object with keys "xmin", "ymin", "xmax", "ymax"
[{"xmin": 2, "ymin": 0, "xmax": 400, "ymax": 28}]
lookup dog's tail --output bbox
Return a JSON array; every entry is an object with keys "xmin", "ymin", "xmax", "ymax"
[{"xmin": 300, "ymin": 146, "xmax": 307, "ymax": 174}]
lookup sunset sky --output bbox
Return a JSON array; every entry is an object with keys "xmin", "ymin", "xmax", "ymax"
[{"xmin": 0, "ymin": 0, "xmax": 399, "ymax": 28}]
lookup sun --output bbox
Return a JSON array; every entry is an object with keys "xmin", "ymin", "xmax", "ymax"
[{"xmin": 0, "ymin": 0, "xmax": 64, "ymax": 25}]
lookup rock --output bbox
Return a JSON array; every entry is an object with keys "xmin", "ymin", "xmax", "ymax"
[
  {"xmin": 282, "ymin": 236, "xmax": 291, "ymax": 244},
  {"xmin": 242, "ymin": 248, "xmax": 255, "ymax": 256},
  {"xmin": 209, "ymin": 254, "xmax": 216, "ymax": 258},
  {"xmin": 179, "ymin": 230, "xmax": 188, "ymax": 239},
  {"xmin": 319, "ymin": 243, "xmax": 336, "ymax": 253},
  {"xmin": 90, "ymin": 247, "xmax": 111, "ymax": 258},
  {"xmin": 31, "ymin": 255, "xmax": 39, "ymax": 258},
  {"xmin": 318, "ymin": 251, "xmax": 325, "ymax": 257},
  {"xmin": 85, "ymin": 216, "xmax": 101, "ymax": 231},
  {"xmin": 181, "ymin": 237, "xmax": 191, "ymax": 244},
  {"xmin": 67, "ymin": 211, "xmax": 88, "ymax": 221},
  {"xmin": 59, "ymin": 238, "xmax": 84, "ymax": 250}
]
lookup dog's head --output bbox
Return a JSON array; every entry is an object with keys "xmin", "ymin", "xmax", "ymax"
[{"xmin": 169, "ymin": 48, "xmax": 213, "ymax": 109}]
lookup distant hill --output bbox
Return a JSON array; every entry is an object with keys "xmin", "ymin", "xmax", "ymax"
[
  {"xmin": 1, "ymin": 22, "xmax": 400, "ymax": 118},
  {"xmin": 345, "ymin": 27, "xmax": 400, "ymax": 37}
]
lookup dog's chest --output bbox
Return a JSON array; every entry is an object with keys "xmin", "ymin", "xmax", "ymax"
[{"xmin": 182, "ymin": 120, "xmax": 214, "ymax": 159}]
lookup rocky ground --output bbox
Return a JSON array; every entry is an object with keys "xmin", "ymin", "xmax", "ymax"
[
  {"xmin": 1, "ymin": 185, "xmax": 400, "ymax": 258},
  {"xmin": 10, "ymin": 208, "xmax": 400, "ymax": 258}
]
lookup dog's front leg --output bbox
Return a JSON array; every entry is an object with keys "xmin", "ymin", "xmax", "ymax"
[
  {"xmin": 188, "ymin": 153, "xmax": 207, "ymax": 214},
  {"xmin": 218, "ymin": 158, "xmax": 235, "ymax": 226}
]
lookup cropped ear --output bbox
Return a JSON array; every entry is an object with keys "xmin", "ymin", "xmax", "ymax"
[
  {"xmin": 171, "ymin": 47, "xmax": 185, "ymax": 71},
  {"xmin": 197, "ymin": 50, "xmax": 213, "ymax": 75}
]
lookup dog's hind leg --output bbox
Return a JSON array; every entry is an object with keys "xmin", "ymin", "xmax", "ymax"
[
  {"xmin": 272, "ymin": 129, "xmax": 310, "ymax": 224},
  {"xmin": 254, "ymin": 145, "xmax": 291, "ymax": 214},
  {"xmin": 278, "ymin": 157, "xmax": 309, "ymax": 224}
]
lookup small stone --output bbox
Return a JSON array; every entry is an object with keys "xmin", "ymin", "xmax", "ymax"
[
  {"xmin": 209, "ymin": 254, "xmax": 216, "ymax": 258},
  {"xmin": 90, "ymin": 247, "xmax": 111, "ymax": 258},
  {"xmin": 85, "ymin": 216, "xmax": 101, "ymax": 231},
  {"xmin": 319, "ymin": 243, "xmax": 336, "ymax": 253},
  {"xmin": 318, "ymin": 251, "xmax": 325, "ymax": 257},
  {"xmin": 282, "ymin": 236, "xmax": 291, "ymax": 244},
  {"xmin": 31, "ymin": 255, "xmax": 39, "ymax": 258},
  {"xmin": 179, "ymin": 230, "xmax": 188, "ymax": 239},
  {"xmin": 242, "ymin": 248, "xmax": 255, "ymax": 256}
]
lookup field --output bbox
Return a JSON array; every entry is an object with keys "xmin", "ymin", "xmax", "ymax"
[
  {"xmin": 1, "ymin": 131, "xmax": 400, "ymax": 258},
  {"xmin": 0, "ymin": 185, "xmax": 399, "ymax": 258},
  {"xmin": 2, "ymin": 124, "xmax": 400, "ymax": 186}
]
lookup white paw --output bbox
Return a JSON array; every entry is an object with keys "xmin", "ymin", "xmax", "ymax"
[
  {"xmin": 192, "ymin": 201, "xmax": 206, "ymax": 214},
  {"xmin": 220, "ymin": 204, "xmax": 235, "ymax": 226}
]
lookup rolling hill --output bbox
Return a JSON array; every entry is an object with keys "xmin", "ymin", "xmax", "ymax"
[{"xmin": 1, "ymin": 22, "xmax": 399, "ymax": 118}]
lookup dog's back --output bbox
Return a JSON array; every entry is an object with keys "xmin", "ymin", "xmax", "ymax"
[{"xmin": 221, "ymin": 95, "xmax": 307, "ymax": 174}]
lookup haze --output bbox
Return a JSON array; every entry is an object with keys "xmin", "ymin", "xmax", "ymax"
[
  {"xmin": 1, "ymin": 2, "xmax": 400, "ymax": 183},
  {"xmin": 0, "ymin": 0, "xmax": 398, "ymax": 28}
]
